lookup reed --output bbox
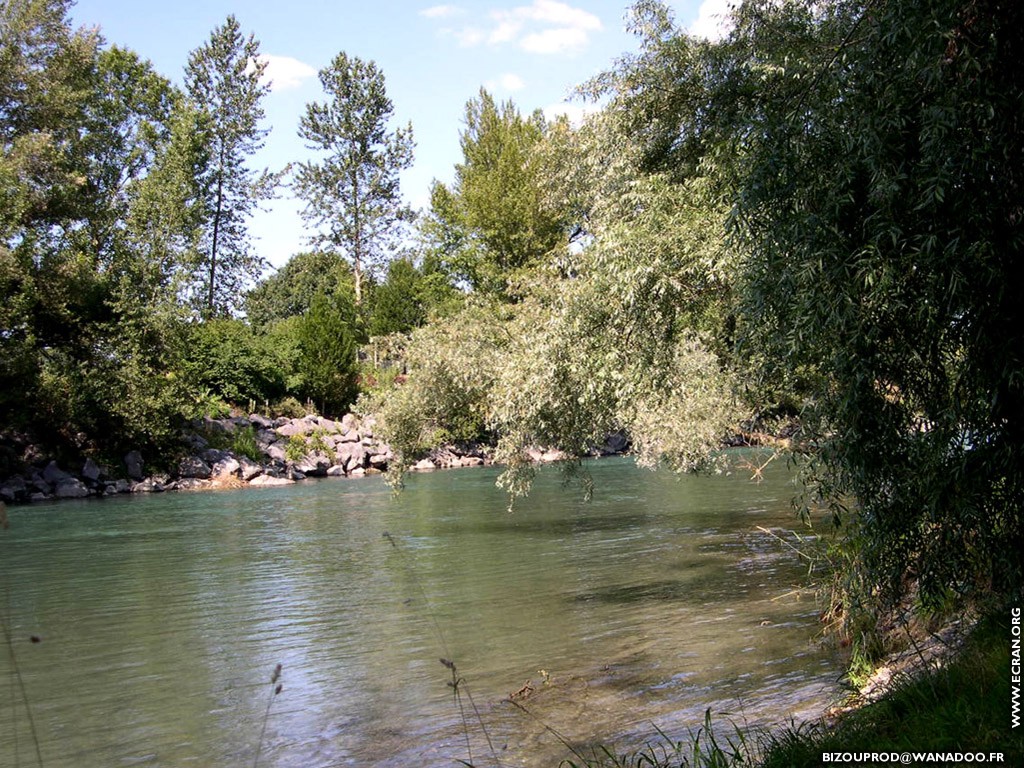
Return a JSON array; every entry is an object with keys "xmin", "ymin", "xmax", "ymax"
[
  {"xmin": 383, "ymin": 532, "xmax": 503, "ymax": 767},
  {"xmin": 252, "ymin": 662, "xmax": 283, "ymax": 768}
]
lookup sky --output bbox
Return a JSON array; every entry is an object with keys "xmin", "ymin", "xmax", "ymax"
[{"xmin": 71, "ymin": 0, "xmax": 731, "ymax": 270}]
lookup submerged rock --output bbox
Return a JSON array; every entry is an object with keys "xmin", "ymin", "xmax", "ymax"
[{"xmin": 249, "ymin": 474, "xmax": 295, "ymax": 487}]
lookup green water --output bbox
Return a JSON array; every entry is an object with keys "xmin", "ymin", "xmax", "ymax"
[{"xmin": 0, "ymin": 455, "xmax": 839, "ymax": 767}]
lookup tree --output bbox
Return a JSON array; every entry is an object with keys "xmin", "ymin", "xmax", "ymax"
[
  {"xmin": 367, "ymin": 257, "xmax": 426, "ymax": 337},
  {"xmin": 243, "ymin": 250, "xmax": 355, "ymax": 327},
  {"xmin": 609, "ymin": 0, "xmax": 1024, "ymax": 613},
  {"xmin": 297, "ymin": 292, "xmax": 359, "ymax": 415},
  {"xmin": 184, "ymin": 14, "xmax": 276, "ymax": 317},
  {"xmin": 0, "ymin": 0, "xmax": 200, "ymax": 453},
  {"xmin": 376, "ymin": 99, "xmax": 740, "ymax": 498},
  {"xmin": 179, "ymin": 318, "xmax": 288, "ymax": 405},
  {"xmin": 425, "ymin": 90, "xmax": 567, "ymax": 296},
  {"xmin": 294, "ymin": 52, "xmax": 414, "ymax": 306}
]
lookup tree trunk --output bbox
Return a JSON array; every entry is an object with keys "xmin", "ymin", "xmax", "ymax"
[{"xmin": 207, "ymin": 146, "xmax": 226, "ymax": 318}]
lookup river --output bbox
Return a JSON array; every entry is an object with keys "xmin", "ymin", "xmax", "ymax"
[{"xmin": 0, "ymin": 454, "xmax": 840, "ymax": 767}]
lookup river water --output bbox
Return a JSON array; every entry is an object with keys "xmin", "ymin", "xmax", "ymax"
[{"xmin": 0, "ymin": 455, "xmax": 839, "ymax": 767}]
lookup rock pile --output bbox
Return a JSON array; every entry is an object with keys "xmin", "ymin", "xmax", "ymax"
[
  {"xmin": 0, "ymin": 412, "xmax": 394, "ymax": 504},
  {"xmin": 0, "ymin": 417, "xmax": 631, "ymax": 504}
]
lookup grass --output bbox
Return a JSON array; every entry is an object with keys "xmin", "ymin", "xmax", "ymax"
[
  {"xmin": 555, "ymin": 710, "xmax": 755, "ymax": 768},
  {"xmin": 758, "ymin": 611, "xmax": 1023, "ymax": 767}
]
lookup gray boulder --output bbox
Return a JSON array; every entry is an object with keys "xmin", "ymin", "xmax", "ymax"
[
  {"xmin": 175, "ymin": 478, "xmax": 210, "ymax": 491},
  {"xmin": 54, "ymin": 478, "xmax": 90, "ymax": 499},
  {"xmin": 293, "ymin": 452, "xmax": 330, "ymax": 477},
  {"xmin": 249, "ymin": 474, "xmax": 294, "ymax": 487},
  {"xmin": 1, "ymin": 476, "xmax": 27, "ymax": 503},
  {"xmin": 265, "ymin": 444, "xmax": 288, "ymax": 464},
  {"xmin": 276, "ymin": 417, "xmax": 318, "ymax": 438},
  {"xmin": 82, "ymin": 458, "xmax": 104, "ymax": 482},
  {"xmin": 248, "ymin": 413, "xmax": 275, "ymax": 429},
  {"xmin": 201, "ymin": 448, "xmax": 228, "ymax": 465},
  {"xmin": 178, "ymin": 456, "xmax": 212, "ymax": 479},
  {"xmin": 124, "ymin": 451, "xmax": 145, "ymax": 480},
  {"xmin": 336, "ymin": 429, "xmax": 361, "ymax": 443},
  {"xmin": 211, "ymin": 456, "xmax": 241, "ymax": 478},
  {"xmin": 42, "ymin": 461, "xmax": 72, "ymax": 485},
  {"xmin": 336, "ymin": 442, "xmax": 366, "ymax": 472},
  {"xmin": 132, "ymin": 478, "xmax": 163, "ymax": 493},
  {"xmin": 238, "ymin": 456, "xmax": 263, "ymax": 482}
]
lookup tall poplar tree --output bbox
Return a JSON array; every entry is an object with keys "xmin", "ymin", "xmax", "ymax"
[
  {"xmin": 293, "ymin": 51, "xmax": 414, "ymax": 306},
  {"xmin": 184, "ymin": 14, "xmax": 275, "ymax": 317}
]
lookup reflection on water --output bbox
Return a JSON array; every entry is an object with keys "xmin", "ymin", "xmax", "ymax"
[{"xmin": 0, "ymin": 454, "xmax": 839, "ymax": 767}]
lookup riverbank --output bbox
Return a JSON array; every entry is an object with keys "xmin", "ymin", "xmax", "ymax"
[
  {"xmin": 0, "ymin": 412, "xmax": 636, "ymax": 505},
  {"xmin": 758, "ymin": 609, "xmax": 1021, "ymax": 767},
  {"xmin": 565, "ymin": 608, "xmax": 1021, "ymax": 767}
]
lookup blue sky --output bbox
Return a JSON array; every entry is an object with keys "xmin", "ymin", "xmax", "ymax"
[{"xmin": 71, "ymin": 0, "xmax": 730, "ymax": 270}]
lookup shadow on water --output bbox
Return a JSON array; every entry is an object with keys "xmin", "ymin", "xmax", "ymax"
[{"xmin": 474, "ymin": 511, "xmax": 655, "ymax": 537}]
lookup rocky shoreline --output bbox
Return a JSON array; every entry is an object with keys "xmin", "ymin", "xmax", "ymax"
[{"xmin": 0, "ymin": 413, "xmax": 632, "ymax": 505}]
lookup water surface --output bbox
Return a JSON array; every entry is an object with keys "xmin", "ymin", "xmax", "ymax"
[{"xmin": 0, "ymin": 455, "xmax": 839, "ymax": 767}]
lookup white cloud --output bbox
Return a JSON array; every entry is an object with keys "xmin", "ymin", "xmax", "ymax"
[
  {"xmin": 520, "ymin": 26, "xmax": 588, "ymax": 54},
  {"xmin": 688, "ymin": 0, "xmax": 733, "ymax": 41},
  {"xmin": 485, "ymin": 72, "xmax": 526, "ymax": 92},
  {"xmin": 522, "ymin": 0, "xmax": 601, "ymax": 31},
  {"xmin": 428, "ymin": 0, "xmax": 602, "ymax": 55},
  {"xmin": 451, "ymin": 26, "xmax": 486, "ymax": 47},
  {"xmin": 488, "ymin": 18, "xmax": 523, "ymax": 44},
  {"xmin": 420, "ymin": 4, "xmax": 461, "ymax": 18},
  {"xmin": 255, "ymin": 54, "xmax": 317, "ymax": 92}
]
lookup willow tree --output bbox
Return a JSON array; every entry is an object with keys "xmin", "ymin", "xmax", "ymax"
[
  {"xmin": 374, "ymin": 98, "xmax": 739, "ymax": 500},
  {"xmin": 294, "ymin": 52, "xmax": 414, "ymax": 306},
  {"xmin": 610, "ymin": 0, "xmax": 1024, "ymax": 612}
]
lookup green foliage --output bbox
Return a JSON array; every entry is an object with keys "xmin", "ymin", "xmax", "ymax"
[
  {"xmin": 270, "ymin": 396, "xmax": 308, "ymax": 420},
  {"xmin": 559, "ymin": 710, "xmax": 753, "ymax": 768},
  {"xmin": 282, "ymin": 430, "xmax": 330, "ymax": 463},
  {"xmin": 297, "ymin": 292, "xmax": 359, "ymax": 416},
  {"xmin": 424, "ymin": 90, "xmax": 566, "ymax": 296},
  {"xmin": 179, "ymin": 318, "xmax": 287, "ymax": 404},
  {"xmin": 245, "ymin": 251, "xmax": 357, "ymax": 327},
  {"xmin": 367, "ymin": 257, "xmax": 426, "ymax": 337},
  {"xmin": 760, "ymin": 614, "xmax": 1024, "ymax": 766},
  {"xmin": 294, "ymin": 51, "xmax": 414, "ymax": 305},
  {"xmin": 228, "ymin": 426, "xmax": 261, "ymax": 462},
  {"xmin": 0, "ymin": 0, "xmax": 196, "ymax": 455},
  {"xmin": 284, "ymin": 434, "xmax": 308, "ymax": 462},
  {"xmin": 184, "ymin": 14, "xmax": 277, "ymax": 317},
  {"xmin": 600, "ymin": 0, "xmax": 1024, "ymax": 615}
]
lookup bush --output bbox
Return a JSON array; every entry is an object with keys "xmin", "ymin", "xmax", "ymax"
[
  {"xmin": 179, "ymin": 319, "xmax": 289, "ymax": 405},
  {"xmin": 270, "ymin": 396, "xmax": 309, "ymax": 420}
]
